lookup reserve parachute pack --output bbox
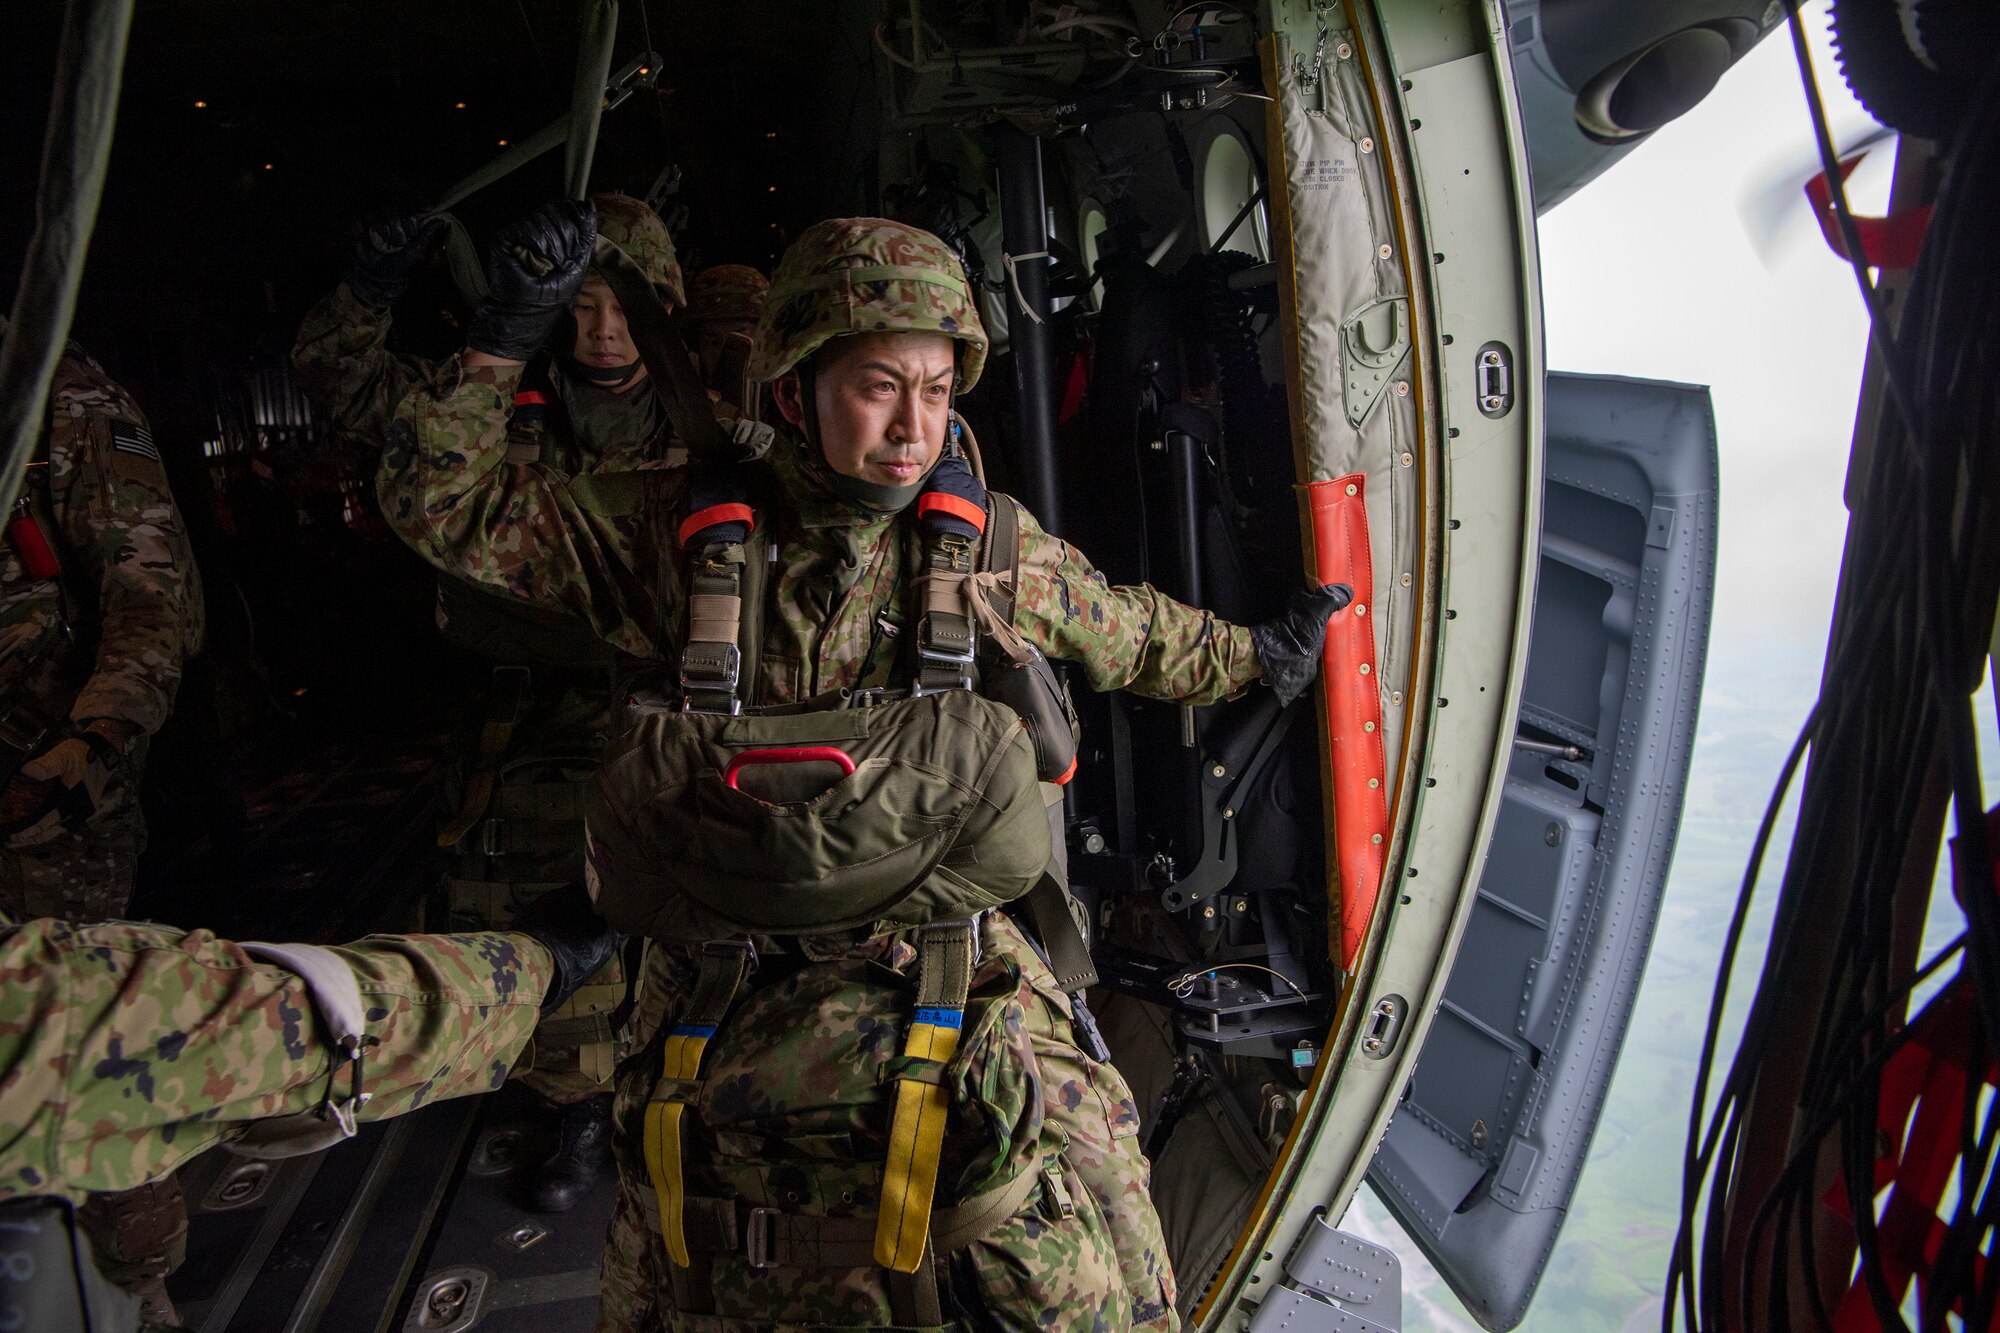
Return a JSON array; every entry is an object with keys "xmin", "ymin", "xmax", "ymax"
[{"xmin": 585, "ymin": 459, "xmax": 1107, "ymax": 1325}]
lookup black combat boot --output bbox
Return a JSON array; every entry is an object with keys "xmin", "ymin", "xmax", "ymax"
[{"xmin": 529, "ymin": 1093, "xmax": 613, "ymax": 1213}]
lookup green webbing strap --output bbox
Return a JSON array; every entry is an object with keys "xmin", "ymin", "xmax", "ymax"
[
  {"xmin": 1022, "ymin": 874, "xmax": 1099, "ymax": 991},
  {"xmin": 914, "ymin": 532, "xmax": 978, "ymax": 695},
  {"xmin": 888, "ymin": 1248, "xmax": 944, "ymax": 1327},
  {"xmin": 734, "ymin": 518, "xmax": 770, "ymax": 705},
  {"xmin": 981, "ymin": 493, "xmax": 1022, "ymax": 624},
  {"xmin": 590, "ymin": 236, "xmax": 728, "ymax": 462},
  {"xmin": 430, "ymin": 212, "xmax": 492, "ymax": 308},
  {"xmin": 681, "ymin": 546, "xmax": 746, "ymax": 714},
  {"xmin": 566, "ymin": 470, "xmax": 645, "ymax": 520},
  {"xmin": 978, "ymin": 494, "xmax": 1096, "ymax": 989},
  {"xmin": 437, "ymin": 665, "xmax": 532, "ymax": 849}
]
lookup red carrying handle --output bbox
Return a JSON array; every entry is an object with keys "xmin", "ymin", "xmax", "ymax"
[{"xmin": 723, "ymin": 746, "xmax": 857, "ymax": 790}]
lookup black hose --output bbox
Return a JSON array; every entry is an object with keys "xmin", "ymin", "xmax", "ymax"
[
  {"xmin": 1668, "ymin": 9, "xmax": 2000, "ymax": 1328},
  {"xmin": 0, "ymin": 0, "xmax": 136, "ymax": 518}
]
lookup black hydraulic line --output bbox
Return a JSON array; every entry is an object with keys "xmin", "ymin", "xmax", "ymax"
[
  {"xmin": 1166, "ymin": 430, "xmax": 1205, "ymax": 609},
  {"xmin": 0, "ymin": 0, "xmax": 135, "ymax": 520},
  {"xmin": 993, "ymin": 126, "xmax": 1064, "ymax": 537}
]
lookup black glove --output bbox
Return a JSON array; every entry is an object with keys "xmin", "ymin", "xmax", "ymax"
[
  {"xmin": 510, "ymin": 881, "xmax": 625, "ymax": 1015},
  {"xmin": 342, "ymin": 212, "xmax": 447, "ymax": 310},
  {"xmin": 916, "ymin": 452, "xmax": 987, "ymax": 542},
  {"xmin": 1250, "ymin": 583, "xmax": 1354, "ymax": 708},
  {"xmin": 469, "ymin": 198, "xmax": 597, "ymax": 361}
]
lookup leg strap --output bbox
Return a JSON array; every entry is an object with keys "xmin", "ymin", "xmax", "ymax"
[
  {"xmin": 644, "ymin": 939, "xmax": 755, "ymax": 1268},
  {"xmin": 437, "ymin": 665, "xmax": 531, "ymax": 848},
  {"xmin": 875, "ymin": 919, "xmax": 976, "ymax": 1273}
]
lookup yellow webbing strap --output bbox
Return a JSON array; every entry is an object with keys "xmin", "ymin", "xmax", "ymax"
[
  {"xmin": 643, "ymin": 940, "xmax": 755, "ymax": 1268},
  {"xmin": 875, "ymin": 920, "xmax": 977, "ymax": 1273}
]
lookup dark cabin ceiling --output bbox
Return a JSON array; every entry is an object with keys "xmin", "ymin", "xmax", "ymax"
[{"xmin": 1, "ymin": 1, "xmax": 880, "ymax": 372}]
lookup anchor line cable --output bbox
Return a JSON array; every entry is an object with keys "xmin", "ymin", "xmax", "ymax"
[{"xmin": 1668, "ymin": 5, "xmax": 2000, "ymax": 1328}]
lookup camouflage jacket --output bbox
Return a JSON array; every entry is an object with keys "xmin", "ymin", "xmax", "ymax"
[
  {"xmin": 299, "ymin": 286, "xmax": 680, "ymax": 666},
  {"xmin": 0, "ymin": 914, "xmax": 550, "ymax": 1203},
  {"xmin": 290, "ymin": 282, "xmax": 436, "ymax": 461},
  {"xmin": 381, "ymin": 363, "xmax": 1260, "ymax": 704},
  {"xmin": 0, "ymin": 350, "xmax": 202, "ymax": 742},
  {"xmin": 294, "ymin": 282, "xmax": 679, "ymax": 476}
]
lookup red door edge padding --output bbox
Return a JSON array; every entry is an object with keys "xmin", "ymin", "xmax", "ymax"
[{"xmin": 1306, "ymin": 475, "xmax": 1390, "ymax": 971}]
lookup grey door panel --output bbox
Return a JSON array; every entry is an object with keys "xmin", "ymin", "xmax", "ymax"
[{"xmin": 1363, "ymin": 372, "xmax": 1718, "ymax": 1329}]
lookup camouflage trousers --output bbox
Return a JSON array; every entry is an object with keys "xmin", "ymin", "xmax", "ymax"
[
  {"xmin": 590, "ymin": 913, "xmax": 1178, "ymax": 1332},
  {"xmin": 0, "ymin": 784, "xmax": 146, "ymax": 922},
  {"xmin": 76, "ymin": 1176, "xmax": 187, "ymax": 1292},
  {"xmin": 443, "ymin": 679, "xmax": 619, "ymax": 1106}
]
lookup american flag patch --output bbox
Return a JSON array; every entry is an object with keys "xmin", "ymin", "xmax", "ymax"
[{"xmin": 110, "ymin": 422, "xmax": 160, "ymax": 461}]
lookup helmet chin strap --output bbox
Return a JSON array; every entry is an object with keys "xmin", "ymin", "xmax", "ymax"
[{"xmin": 566, "ymin": 355, "xmax": 645, "ymax": 388}]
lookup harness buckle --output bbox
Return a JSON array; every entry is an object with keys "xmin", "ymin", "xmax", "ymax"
[
  {"xmin": 744, "ymin": 1205, "xmax": 779, "ymax": 1269},
  {"xmin": 680, "ymin": 642, "xmax": 742, "ymax": 715},
  {"xmin": 912, "ymin": 643, "xmax": 976, "ymax": 695}
]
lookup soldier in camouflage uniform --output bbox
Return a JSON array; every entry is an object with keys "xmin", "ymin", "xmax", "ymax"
[
  {"xmin": 297, "ymin": 194, "xmax": 694, "ymax": 1212},
  {"xmin": 0, "ymin": 345, "xmax": 204, "ymax": 1324},
  {"xmin": 681, "ymin": 263, "xmax": 768, "ymax": 414},
  {"xmin": 0, "ymin": 891, "xmax": 616, "ymax": 1331},
  {"xmin": 293, "ymin": 192, "xmax": 689, "ymax": 465},
  {"xmin": 382, "ymin": 217, "xmax": 1344, "ymax": 1330}
]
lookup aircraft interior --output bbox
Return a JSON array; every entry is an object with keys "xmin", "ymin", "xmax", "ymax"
[{"xmin": 3, "ymin": 1, "xmax": 1992, "ymax": 1330}]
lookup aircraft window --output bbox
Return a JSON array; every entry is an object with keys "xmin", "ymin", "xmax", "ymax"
[
  {"xmin": 1198, "ymin": 123, "xmax": 1270, "ymax": 261},
  {"xmin": 1079, "ymin": 201, "xmax": 1108, "ymax": 308}
]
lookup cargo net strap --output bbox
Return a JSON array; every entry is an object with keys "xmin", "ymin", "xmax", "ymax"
[
  {"xmin": 875, "ymin": 919, "xmax": 976, "ymax": 1273},
  {"xmin": 645, "ymin": 938, "xmax": 756, "ymax": 1268}
]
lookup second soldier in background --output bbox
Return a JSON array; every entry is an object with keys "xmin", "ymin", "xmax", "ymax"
[{"xmin": 292, "ymin": 192, "xmax": 709, "ymax": 1210}]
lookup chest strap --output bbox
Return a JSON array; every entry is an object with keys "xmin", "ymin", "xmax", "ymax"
[{"xmin": 912, "ymin": 524, "xmax": 979, "ymax": 695}]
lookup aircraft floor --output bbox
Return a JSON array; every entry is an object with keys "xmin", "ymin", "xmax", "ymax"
[{"xmin": 172, "ymin": 1082, "xmax": 615, "ymax": 1332}]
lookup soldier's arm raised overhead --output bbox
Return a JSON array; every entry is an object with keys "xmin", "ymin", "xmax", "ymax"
[
  {"xmin": 375, "ymin": 197, "xmax": 669, "ymax": 658},
  {"xmin": 292, "ymin": 212, "xmax": 449, "ymax": 455},
  {"xmin": 0, "ymin": 885, "xmax": 617, "ymax": 1203}
]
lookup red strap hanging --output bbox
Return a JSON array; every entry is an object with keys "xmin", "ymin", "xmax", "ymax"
[
  {"xmin": 1806, "ymin": 153, "xmax": 1933, "ymax": 271},
  {"xmin": 1822, "ymin": 806, "xmax": 2000, "ymax": 1329}
]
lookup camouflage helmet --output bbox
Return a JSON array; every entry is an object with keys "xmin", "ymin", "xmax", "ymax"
[
  {"xmin": 750, "ymin": 218, "xmax": 988, "ymax": 390},
  {"xmin": 685, "ymin": 264, "xmax": 770, "ymax": 325},
  {"xmin": 590, "ymin": 192, "xmax": 686, "ymax": 308}
]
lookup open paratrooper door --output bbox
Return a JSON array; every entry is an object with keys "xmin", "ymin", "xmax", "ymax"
[
  {"xmin": 1361, "ymin": 371, "xmax": 1717, "ymax": 1329},
  {"xmin": 1163, "ymin": 0, "xmax": 1541, "ymax": 1327},
  {"xmin": 1171, "ymin": 5, "xmax": 1718, "ymax": 1331}
]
